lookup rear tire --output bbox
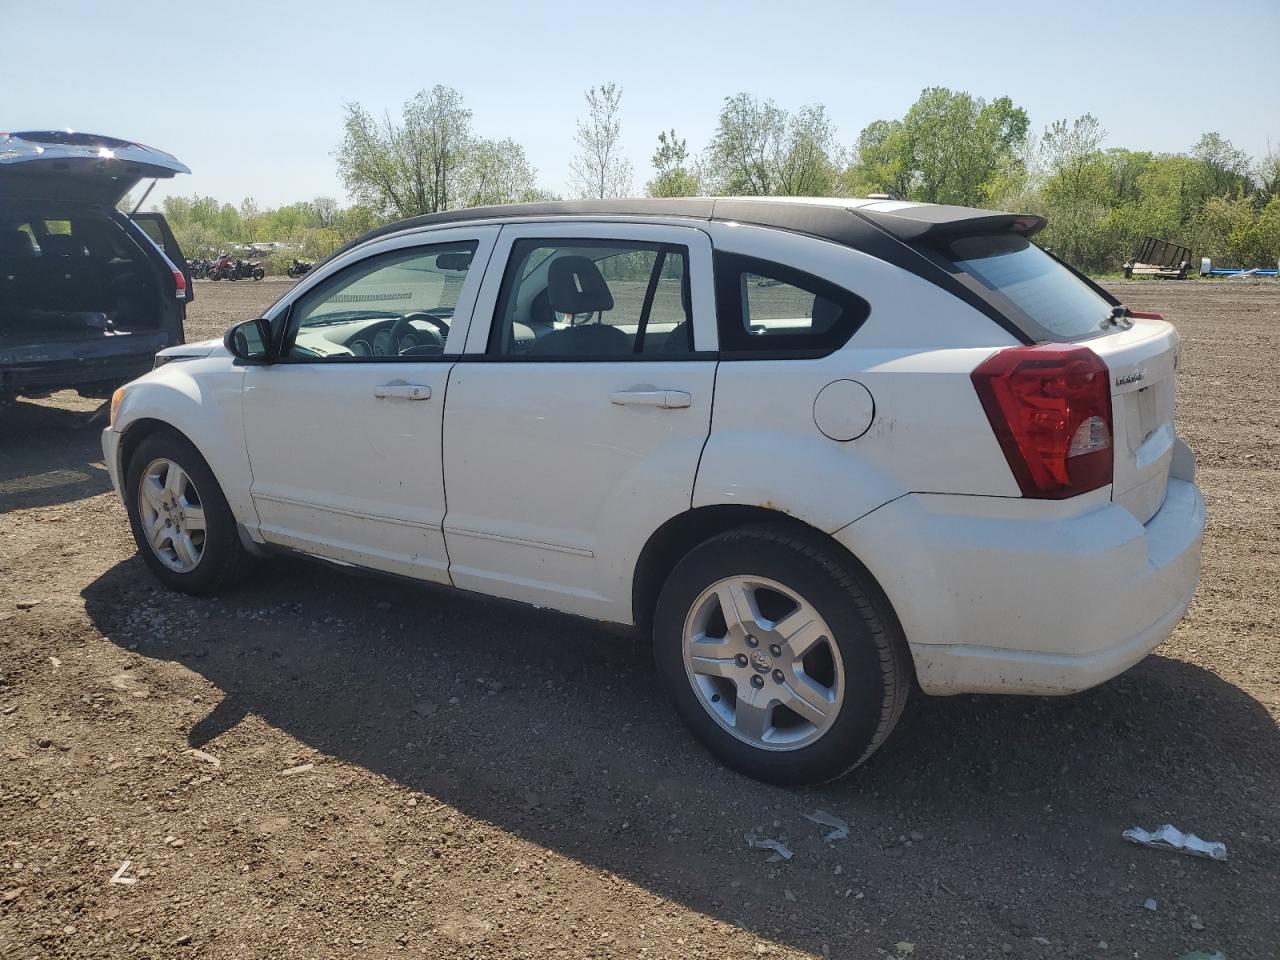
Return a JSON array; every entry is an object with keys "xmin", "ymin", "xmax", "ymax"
[
  {"xmin": 124, "ymin": 428, "xmax": 254, "ymax": 595},
  {"xmin": 653, "ymin": 523, "xmax": 910, "ymax": 785}
]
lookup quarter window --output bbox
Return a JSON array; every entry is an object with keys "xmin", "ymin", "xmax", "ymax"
[
  {"xmin": 714, "ymin": 252, "xmax": 870, "ymax": 357},
  {"xmin": 282, "ymin": 242, "xmax": 476, "ymax": 361},
  {"xmin": 489, "ymin": 239, "xmax": 692, "ymax": 358}
]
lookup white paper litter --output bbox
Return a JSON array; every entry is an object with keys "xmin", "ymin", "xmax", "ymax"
[
  {"xmin": 1123, "ymin": 824, "xmax": 1227, "ymax": 861},
  {"xmin": 109, "ymin": 861, "xmax": 137, "ymax": 886},
  {"xmin": 745, "ymin": 833, "xmax": 793, "ymax": 861},
  {"xmin": 803, "ymin": 810, "xmax": 850, "ymax": 842}
]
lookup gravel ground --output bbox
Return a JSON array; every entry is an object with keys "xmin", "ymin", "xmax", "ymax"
[{"xmin": 1, "ymin": 279, "xmax": 1277, "ymax": 959}]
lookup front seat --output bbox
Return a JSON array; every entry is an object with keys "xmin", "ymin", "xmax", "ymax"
[{"xmin": 531, "ymin": 256, "xmax": 629, "ymax": 356}]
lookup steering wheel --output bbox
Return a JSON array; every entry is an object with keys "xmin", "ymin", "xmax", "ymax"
[
  {"xmin": 404, "ymin": 311, "xmax": 450, "ymax": 338},
  {"xmin": 388, "ymin": 314, "xmax": 445, "ymax": 355}
]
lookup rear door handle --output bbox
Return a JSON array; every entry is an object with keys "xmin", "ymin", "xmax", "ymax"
[
  {"xmin": 374, "ymin": 383, "xmax": 432, "ymax": 400},
  {"xmin": 609, "ymin": 390, "xmax": 691, "ymax": 409}
]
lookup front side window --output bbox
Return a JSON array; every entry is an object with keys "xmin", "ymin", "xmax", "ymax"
[
  {"xmin": 714, "ymin": 252, "xmax": 870, "ymax": 357},
  {"xmin": 283, "ymin": 242, "xmax": 476, "ymax": 361},
  {"xmin": 489, "ymin": 239, "xmax": 692, "ymax": 358}
]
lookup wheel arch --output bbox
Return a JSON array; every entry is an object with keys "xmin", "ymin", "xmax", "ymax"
[
  {"xmin": 113, "ymin": 370, "xmax": 258, "ymax": 527},
  {"xmin": 631, "ymin": 504, "xmax": 906, "ymax": 647},
  {"xmin": 117, "ymin": 417, "xmax": 179, "ymax": 493}
]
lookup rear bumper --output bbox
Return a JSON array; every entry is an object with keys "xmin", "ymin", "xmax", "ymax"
[
  {"xmin": 836, "ymin": 474, "xmax": 1205, "ymax": 696},
  {"xmin": 1, "ymin": 350, "xmax": 158, "ymax": 394}
]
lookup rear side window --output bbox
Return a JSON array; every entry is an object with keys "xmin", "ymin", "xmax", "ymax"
[
  {"xmin": 489, "ymin": 239, "xmax": 693, "ymax": 358},
  {"xmin": 940, "ymin": 234, "xmax": 1113, "ymax": 340},
  {"xmin": 133, "ymin": 217, "xmax": 164, "ymax": 247},
  {"xmin": 714, "ymin": 252, "xmax": 869, "ymax": 358}
]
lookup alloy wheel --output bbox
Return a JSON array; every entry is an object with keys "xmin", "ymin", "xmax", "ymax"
[
  {"xmin": 137, "ymin": 458, "xmax": 206, "ymax": 573},
  {"xmin": 681, "ymin": 575, "xmax": 844, "ymax": 751}
]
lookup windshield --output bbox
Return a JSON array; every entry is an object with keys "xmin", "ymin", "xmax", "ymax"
[{"xmin": 942, "ymin": 233, "xmax": 1113, "ymax": 340}]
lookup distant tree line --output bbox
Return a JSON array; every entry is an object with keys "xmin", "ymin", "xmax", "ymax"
[{"xmin": 154, "ymin": 84, "xmax": 1280, "ymax": 275}]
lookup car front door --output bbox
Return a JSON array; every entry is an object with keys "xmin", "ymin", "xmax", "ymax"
[
  {"xmin": 442, "ymin": 221, "xmax": 718, "ymax": 622},
  {"xmin": 241, "ymin": 226, "xmax": 498, "ymax": 582}
]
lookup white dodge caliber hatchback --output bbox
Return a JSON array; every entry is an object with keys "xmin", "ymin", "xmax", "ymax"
[{"xmin": 104, "ymin": 197, "xmax": 1205, "ymax": 784}]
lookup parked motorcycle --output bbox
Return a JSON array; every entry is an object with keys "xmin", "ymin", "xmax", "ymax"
[
  {"xmin": 233, "ymin": 258, "xmax": 265, "ymax": 281},
  {"xmin": 286, "ymin": 258, "xmax": 314, "ymax": 279},
  {"xmin": 206, "ymin": 254, "xmax": 235, "ymax": 281}
]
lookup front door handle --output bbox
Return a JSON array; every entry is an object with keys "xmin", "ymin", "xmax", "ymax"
[
  {"xmin": 374, "ymin": 382, "xmax": 432, "ymax": 401},
  {"xmin": 609, "ymin": 390, "xmax": 691, "ymax": 409}
]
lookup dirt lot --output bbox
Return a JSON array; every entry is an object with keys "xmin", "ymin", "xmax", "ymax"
[{"xmin": 1, "ymin": 279, "xmax": 1277, "ymax": 959}]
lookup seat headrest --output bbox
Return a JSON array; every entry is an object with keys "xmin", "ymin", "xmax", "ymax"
[
  {"xmin": 547, "ymin": 256, "xmax": 614, "ymax": 316},
  {"xmin": 40, "ymin": 234, "xmax": 82, "ymax": 257},
  {"xmin": 810, "ymin": 295, "xmax": 843, "ymax": 333},
  {"xmin": 1, "ymin": 230, "xmax": 35, "ymax": 257}
]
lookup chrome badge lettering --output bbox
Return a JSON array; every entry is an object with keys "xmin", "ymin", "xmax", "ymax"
[{"xmin": 1115, "ymin": 370, "xmax": 1146, "ymax": 386}]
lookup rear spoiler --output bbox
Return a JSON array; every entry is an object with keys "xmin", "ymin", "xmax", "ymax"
[{"xmin": 855, "ymin": 205, "xmax": 1046, "ymax": 243}]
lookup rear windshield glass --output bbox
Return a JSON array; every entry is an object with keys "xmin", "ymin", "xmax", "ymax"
[{"xmin": 941, "ymin": 234, "xmax": 1112, "ymax": 339}]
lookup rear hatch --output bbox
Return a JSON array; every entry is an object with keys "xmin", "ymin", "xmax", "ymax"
[
  {"xmin": 0, "ymin": 131, "xmax": 189, "ymax": 205},
  {"xmin": 1084, "ymin": 317, "xmax": 1178, "ymax": 522},
  {"xmin": 921, "ymin": 225, "xmax": 1178, "ymax": 522}
]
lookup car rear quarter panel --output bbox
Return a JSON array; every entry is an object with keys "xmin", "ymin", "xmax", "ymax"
[{"xmin": 694, "ymin": 224, "xmax": 1022, "ymax": 533}]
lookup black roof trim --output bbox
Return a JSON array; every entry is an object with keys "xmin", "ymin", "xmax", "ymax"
[
  {"xmin": 326, "ymin": 198, "xmax": 717, "ymax": 261},
  {"xmin": 330, "ymin": 197, "xmax": 1042, "ymax": 258},
  {"xmin": 321, "ymin": 197, "xmax": 1041, "ymax": 345}
]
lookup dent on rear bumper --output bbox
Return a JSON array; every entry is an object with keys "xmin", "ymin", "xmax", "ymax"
[{"xmin": 836, "ymin": 478, "xmax": 1205, "ymax": 696}]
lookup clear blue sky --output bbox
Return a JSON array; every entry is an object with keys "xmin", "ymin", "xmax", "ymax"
[{"xmin": 5, "ymin": 0, "xmax": 1278, "ymax": 211}]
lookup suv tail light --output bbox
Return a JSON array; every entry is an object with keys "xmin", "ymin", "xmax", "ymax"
[
  {"xmin": 170, "ymin": 264, "xmax": 187, "ymax": 299},
  {"xmin": 971, "ymin": 344, "xmax": 1112, "ymax": 499}
]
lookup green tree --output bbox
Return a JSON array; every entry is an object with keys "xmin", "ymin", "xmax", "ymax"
[
  {"xmin": 706, "ymin": 93, "xmax": 789, "ymax": 195},
  {"xmin": 777, "ymin": 105, "xmax": 842, "ymax": 196},
  {"xmin": 1191, "ymin": 132, "xmax": 1251, "ymax": 198},
  {"xmin": 839, "ymin": 119, "xmax": 911, "ymax": 198},
  {"xmin": 335, "ymin": 85, "xmax": 474, "ymax": 218},
  {"xmin": 843, "ymin": 88, "xmax": 1029, "ymax": 206},
  {"xmin": 461, "ymin": 138, "xmax": 547, "ymax": 207},
  {"xmin": 1035, "ymin": 114, "xmax": 1111, "ymax": 268},
  {"xmin": 569, "ymin": 82, "xmax": 633, "ymax": 199},
  {"xmin": 705, "ymin": 94, "xmax": 843, "ymax": 196},
  {"xmin": 646, "ymin": 129, "xmax": 699, "ymax": 197},
  {"xmin": 1256, "ymin": 143, "xmax": 1280, "ymax": 198}
]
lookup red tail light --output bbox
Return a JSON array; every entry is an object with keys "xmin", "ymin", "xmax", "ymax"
[
  {"xmin": 971, "ymin": 344, "xmax": 1113, "ymax": 499},
  {"xmin": 171, "ymin": 265, "xmax": 187, "ymax": 299},
  {"xmin": 1128, "ymin": 311, "xmax": 1163, "ymax": 320}
]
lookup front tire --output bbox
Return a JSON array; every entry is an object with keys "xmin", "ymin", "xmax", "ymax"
[
  {"xmin": 653, "ymin": 523, "xmax": 910, "ymax": 785},
  {"xmin": 124, "ymin": 429, "xmax": 254, "ymax": 594}
]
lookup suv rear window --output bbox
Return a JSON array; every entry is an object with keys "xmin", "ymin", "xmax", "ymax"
[{"xmin": 940, "ymin": 234, "xmax": 1113, "ymax": 340}]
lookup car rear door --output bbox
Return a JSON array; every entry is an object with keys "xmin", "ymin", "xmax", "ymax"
[
  {"xmin": 240, "ymin": 226, "xmax": 499, "ymax": 582},
  {"xmin": 131, "ymin": 212, "xmax": 194, "ymax": 302},
  {"xmin": 441, "ymin": 220, "xmax": 718, "ymax": 624}
]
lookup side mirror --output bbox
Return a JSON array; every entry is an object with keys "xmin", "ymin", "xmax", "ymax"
[{"xmin": 224, "ymin": 317, "xmax": 273, "ymax": 363}]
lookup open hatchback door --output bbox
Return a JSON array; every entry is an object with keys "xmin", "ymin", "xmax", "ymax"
[{"xmin": 0, "ymin": 131, "xmax": 190, "ymax": 205}]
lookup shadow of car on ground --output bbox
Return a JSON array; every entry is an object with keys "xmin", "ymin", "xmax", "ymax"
[
  {"xmin": 80, "ymin": 554, "xmax": 1280, "ymax": 955},
  {"xmin": 0, "ymin": 397, "xmax": 111, "ymax": 514}
]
